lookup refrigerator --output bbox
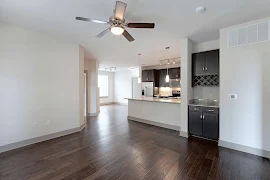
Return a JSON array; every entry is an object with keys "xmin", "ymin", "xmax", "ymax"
[{"xmin": 141, "ymin": 82, "xmax": 154, "ymax": 97}]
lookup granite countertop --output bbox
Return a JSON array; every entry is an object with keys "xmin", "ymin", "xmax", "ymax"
[
  {"xmin": 125, "ymin": 97, "xmax": 181, "ymax": 104},
  {"xmin": 189, "ymin": 99, "xmax": 219, "ymax": 108}
]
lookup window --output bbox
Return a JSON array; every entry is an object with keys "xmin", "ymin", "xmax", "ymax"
[{"xmin": 98, "ymin": 75, "xmax": 108, "ymax": 97}]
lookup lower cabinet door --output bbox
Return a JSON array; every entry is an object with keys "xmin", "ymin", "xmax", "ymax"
[
  {"xmin": 202, "ymin": 113, "xmax": 219, "ymax": 140},
  {"xmin": 189, "ymin": 112, "xmax": 203, "ymax": 137}
]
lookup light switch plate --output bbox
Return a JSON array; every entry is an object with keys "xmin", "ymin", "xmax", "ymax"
[{"xmin": 228, "ymin": 94, "xmax": 237, "ymax": 99}]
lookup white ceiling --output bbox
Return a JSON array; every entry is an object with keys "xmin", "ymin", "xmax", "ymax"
[{"xmin": 1, "ymin": 0, "xmax": 270, "ymax": 70}]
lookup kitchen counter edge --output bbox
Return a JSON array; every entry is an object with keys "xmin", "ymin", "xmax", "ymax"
[{"xmin": 125, "ymin": 98, "xmax": 181, "ymax": 104}]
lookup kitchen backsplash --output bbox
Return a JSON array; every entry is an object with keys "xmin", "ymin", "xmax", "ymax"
[
  {"xmin": 193, "ymin": 86, "xmax": 219, "ymax": 100},
  {"xmin": 158, "ymin": 87, "xmax": 181, "ymax": 96}
]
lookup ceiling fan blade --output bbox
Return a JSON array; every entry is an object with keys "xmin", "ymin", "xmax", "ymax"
[
  {"xmin": 122, "ymin": 30, "xmax": 135, "ymax": 42},
  {"xmin": 127, "ymin": 23, "xmax": 155, "ymax": 28},
  {"xmin": 75, "ymin": 17, "xmax": 108, "ymax": 24},
  {"xmin": 95, "ymin": 28, "xmax": 111, "ymax": 38},
  {"xmin": 114, "ymin": 1, "xmax": 127, "ymax": 21}
]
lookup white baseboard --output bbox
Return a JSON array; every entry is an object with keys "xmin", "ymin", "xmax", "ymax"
[
  {"xmin": 179, "ymin": 131, "xmax": 189, "ymax": 138},
  {"xmin": 0, "ymin": 123, "xmax": 86, "ymax": 154},
  {"xmin": 88, "ymin": 110, "xmax": 100, "ymax": 117},
  {"xmin": 128, "ymin": 116, "xmax": 180, "ymax": 131},
  {"xmin": 114, "ymin": 102, "xmax": 128, "ymax": 105},
  {"xmin": 100, "ymin": 102, "xmax": 114, "ymax": 106},
  {"xmin": 219, "ymin": 140, "xmax": 270, "ymax": 159}
]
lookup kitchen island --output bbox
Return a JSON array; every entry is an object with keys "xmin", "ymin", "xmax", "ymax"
[{"xmin": 125, "ymin": 97, "xmax": 181, "ymax": 131}]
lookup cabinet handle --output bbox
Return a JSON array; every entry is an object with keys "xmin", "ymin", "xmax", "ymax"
[
  {"xmin": 203, "ymin": 67, "xmax": 205, "ymax": 71},
  {"xmin": 203, "ymin": 115, "xmax": 205, "ymax": 119},
  {"xmin": 205, "ymin": 67, "xmax": 208, "ymax": 71},
  {"xmin": 208, "ymin": 110, "xmax": 214, "ymax": 112},
  {"xmin": 200, "ymin": 114, "xmax": 202, "ymax": 119}
]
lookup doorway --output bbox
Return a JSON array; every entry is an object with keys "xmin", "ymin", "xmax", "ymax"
[{"xmin": 132, "ymin": 77, "xmax": 141, "ymax": 98}]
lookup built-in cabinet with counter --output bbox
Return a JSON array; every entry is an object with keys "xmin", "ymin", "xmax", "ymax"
[{"xmin": 188, "ymin": 105, "xmax": 219, "ymax": 140}]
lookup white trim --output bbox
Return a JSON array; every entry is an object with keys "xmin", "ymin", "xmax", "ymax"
[
  {"xmin": 179, "ymin": 131, "xmax": 189, "ymax": 138},
  {"xmin": 128, "ymin": 116, "xmax": 180, "ymax": 131},
  {"xmin": 114, "ymin": 102, "xmax": 128, "ymax": 105},
  {"xmin": 100, "ymin": 102, "xmax": 114, "ymax": 106},
  {"xmin": 88, "ymin": 110, "xmax": 100, "ymax": 117},
  {"xmin": 219, "ymin": 140, "xmax": 270, "ymax": 158},
  {"xmin": 0, "ymin": 124, "xmax": 86, "ymax": 154}
]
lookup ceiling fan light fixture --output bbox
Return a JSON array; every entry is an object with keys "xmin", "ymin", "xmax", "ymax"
[{"xmin": 111, "ymin": 26, "xmax": 124, "ymax": 35}]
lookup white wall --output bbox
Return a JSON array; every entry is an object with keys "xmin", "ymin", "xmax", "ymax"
[
  {"xmin": 193, "ymin": 39, "xmax": 219, "ymax": 53},
  {"xmin": 220, "ymin": 17, "xmax": 270, "ymax": 156},
  {"xmin": 98, "ymin": 71, "xmax": 114, "ymax": 105},
  {"xmin": 0, "ymin": 22, "xmax": 83, "ymax": 147},
  {"xmin": 114, "ymin": 69, "xmax": 139, "ymax": 104},
  {"xmin": 180, "ymin": 38, "xmax": 194, "ymax": 136}
]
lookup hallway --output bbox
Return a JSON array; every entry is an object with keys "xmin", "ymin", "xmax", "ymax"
[{"xmin": 0, "ymin": 105, "xmax": 270, "ymax": 180}]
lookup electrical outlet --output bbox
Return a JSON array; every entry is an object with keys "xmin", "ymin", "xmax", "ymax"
[
  {"xmin": 228, "ymin": 94, "xmax": 237, "ymax": 99},
  {"xmin": 46, "ymin": 120, "xmax": 51, "ymax": 125},
  {"xmin": 34, "ymin": 122, "xmax": 38, "ymax": 127}
]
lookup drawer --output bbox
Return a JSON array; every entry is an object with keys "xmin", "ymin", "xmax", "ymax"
[
  {"xmin": 189, "ymin": 106, "xmax": 202, "ymax": 112},
  {"xmin": 203, "ymin": 107, "xmax": 219, "ymax": 114}
]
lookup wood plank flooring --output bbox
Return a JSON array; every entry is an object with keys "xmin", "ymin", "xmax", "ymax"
[{"xmin": 0, "ymin": 105, "xmax": 270, "ymax": 180}]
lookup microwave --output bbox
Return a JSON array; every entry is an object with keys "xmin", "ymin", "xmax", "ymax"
[{"xmin": 169, "ymin": 79, "xmax": 181, "ymax": 88}]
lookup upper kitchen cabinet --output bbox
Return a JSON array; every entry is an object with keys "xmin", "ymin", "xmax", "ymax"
[
  {"xmin": 159, "ymin": 69, "xmax": 169, "ymax": 87},
  {"xmin": 142, "ymin": 69, "xmax": 159, "ymax": 87},
  {"xmin": 192, "ymin": 49, "xmax": 219, "ymax": 76},
  {"xmin": 169, "ymin": 68, "xmax": 181, "ymax": 79},
  {"xmin": 205, "ymin": 50, "xmax": 219, "ymax": 74},
  {"xmin": 192, "ymin": 52, "xmax": 206, "ymax": 75},
  {"xmin": 142, "ymin": 70, "xmax": 154, "ymax": 82}
]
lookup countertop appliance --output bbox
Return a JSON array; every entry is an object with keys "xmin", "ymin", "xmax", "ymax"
[
  {"xmin": 172, "ymin": 90, "xmax": 180, "ymax": 97},
  {"xmin": 141, "ymin": 82, "xmax": 154, "ymax": 97}
]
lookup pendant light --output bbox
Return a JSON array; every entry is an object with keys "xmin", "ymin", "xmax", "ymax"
[
  {"xmin": 137, "ymin": 54, "xmax": 142, "ymax": 83},
  {"xmin": 165, "ymin": 47, "xmax": 170, "ymax": 82}
]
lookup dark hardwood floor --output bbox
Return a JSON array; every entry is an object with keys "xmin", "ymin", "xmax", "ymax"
[{"xmin": 1, "ymin": 105, "xmax": 270, "ymax": 180}]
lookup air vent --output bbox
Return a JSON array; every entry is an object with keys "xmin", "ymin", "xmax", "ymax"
[
  {"xmin": 238, "ymin": 27, "xmax": 247, "ymax": 45},
  {"xmin": 258, "ymin": 22, "xmax": 268, "ymax": 42},
  {"xmin": 228, "ymin": 20, "xmax": 270, "ymax": 47},
  {"xmin": 228, "ymin": 29, "xmax": 238, "ymax": 47},
  {"xmin": 247, "ymin": 25, "xmax": 258, "ymax": 44}
]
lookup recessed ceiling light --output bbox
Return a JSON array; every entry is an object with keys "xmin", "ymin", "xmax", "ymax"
[{"xmin": 196, "ymin": 6, "xmax": 206, "ymax": 14}]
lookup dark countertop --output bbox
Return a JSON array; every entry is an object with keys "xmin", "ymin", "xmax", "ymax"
[{"xmin": 189, "ymin": 99, "xmax": 219, "ymax": 108}]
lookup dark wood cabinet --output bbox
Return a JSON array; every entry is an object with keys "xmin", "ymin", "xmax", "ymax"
[
  {"xmin": 159, "ymin": 69, "xmax": 169, "ymax": 87},
  {"xmin": 169, "ymin": 68, "xmax": 181, "ymax": 79},
  {"xmin": 202, "ymin": 113, "xmax": 219, "ymax": 140},
  {"xmin": 189, "ymin": 111, "xmax": 203, "ymax": 137},
  {"xmin": 192, "ymin": 49, "xmax": 219, "ymax": 76},
  {"xmin": 142, "ymin": 70, "xmax": 159, "ymax": 87},
  {"xmin": 188, "ymin": 105, "xmax": 219, "ymax": 140},
  {"xmin": 142, "ymin": 70, "xmax": 154, "ymax": 82},
  {"xmin": 193, "ymin": 52, "xmax": 206, "ymax": 75},
  {"xmin": 205, "ymin": 50, "xmax": 219, "ymax": 74}
]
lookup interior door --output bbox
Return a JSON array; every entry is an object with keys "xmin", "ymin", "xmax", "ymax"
[{"xmin": 132, "ymin": 78, "xmax": 141, "ymax": 98}]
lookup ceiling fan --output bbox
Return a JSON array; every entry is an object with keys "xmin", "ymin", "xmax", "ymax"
[{"xmin": 75, "ymin": 1, "xmax": 155, "ymax": 42}]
